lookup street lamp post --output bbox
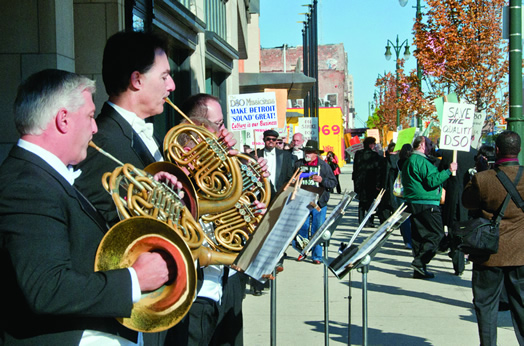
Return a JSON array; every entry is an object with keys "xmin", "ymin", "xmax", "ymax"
[{"xmin": 384, "ymin": 35, "xmax": 410, "ymax": 129}]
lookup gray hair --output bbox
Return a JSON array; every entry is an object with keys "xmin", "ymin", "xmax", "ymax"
[{"xmin": 14, "ymin": 69, "xmax": 96, "ymax": 136}]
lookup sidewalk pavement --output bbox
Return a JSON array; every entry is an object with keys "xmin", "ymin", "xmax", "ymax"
[{"xmin": 242, "ymin": 163, "xmax": 517, "ymax": 345}]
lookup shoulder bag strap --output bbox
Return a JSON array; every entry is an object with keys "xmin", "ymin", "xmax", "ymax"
[
  {"xmin": 493, "ymin": 166, "xmax": 524, "ymax": 224},
  {"xmin": 495, "ymin": 166, "xmax": 524, "ymax": 212}
]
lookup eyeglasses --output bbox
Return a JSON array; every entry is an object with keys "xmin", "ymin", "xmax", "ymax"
[
  {"xmin": 276, "ymin": 141, "xmax": 283, "ymax": 144},
  {"xmin": 264, "ymin": 137, "xmax": 278, "ymax": 142},
  {"xmin": 213, "ymin": 119, "xmax": 224, "ymax": 128}
]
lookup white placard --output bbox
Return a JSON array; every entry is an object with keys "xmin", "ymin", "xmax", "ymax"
[
  {"xmin": 228, "ymin": 92, "xmax": 278, "ymax": 131},
  {"xmin": 439, "ymin": 102, "xmax": 475, "ymax": 152},
  {"xmin": 471, "ymin": 111, "xmax": 487, "ymax": 149},
  {"xmin": 296, "ymin": 117, "xmax": 319, "ymax": 141},
  {"xmin": 347, "ymin": 143, "xmax": 363, "ymax": 155}
]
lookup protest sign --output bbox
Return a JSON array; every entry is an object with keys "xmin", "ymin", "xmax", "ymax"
[
  {"xmin": 297, "ymin": 117, "xmax": 319, "ymax": 141},
  {"xmin": 393, "ymin": 127, "xmax": 416, "ymax": 151},
  {"xmin": 471, "ymin": 111, "xmax": 486, "ymax": 149},
  {"xmin": 227, "ymin": 92, "xmax": 278, "ymax": 131},
  {"xmin": 435, "ymin": 93, "xmax": 459, "ymax": 122},
  {"xmin": 439, "ymin": 102, "xmax": 475, "ymax": 152},
  {"xmin": 264, "ymin": 88, "xmax": 287, "ymax": 128},
  {"xmin": 347, "ymin": 136, "xmax": 363, "ymax": 155},
  {"xmin": 366, "ymin": 129, "xmax": 380, "ymax": 144}
]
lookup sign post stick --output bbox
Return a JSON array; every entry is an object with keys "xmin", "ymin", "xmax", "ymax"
[
  {"xmin": 452, "ymin": 150, "xmax": 457, "ymax": 176},
  {"xmin": 253, "ymin": 130, "xmax": 258, "ymax": 158}
]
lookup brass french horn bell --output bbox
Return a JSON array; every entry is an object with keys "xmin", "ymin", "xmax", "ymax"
[{"xmin": 95, "ymin": 217, "xmax": 196, "ymax": 332}]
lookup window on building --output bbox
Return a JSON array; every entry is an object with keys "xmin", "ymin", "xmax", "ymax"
[
  {"xmin": 206, "ymin": 0, "xmax": 228, "ymax": 40},
  {"xmin": 126, "ymin": 0, "xmax": 152, "ymax": 32},
  {"xmin": 326, "ymin": 93, "xmax": 338, "ymax": 107}
]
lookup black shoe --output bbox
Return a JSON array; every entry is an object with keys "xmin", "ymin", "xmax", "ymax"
[
  {"xmin": 411, "ymin": 264, "xmax": 435, "ymax": 279},
  {"xmin": 252, "ymin": 288, "xmax": 262, "ymax": 296}
]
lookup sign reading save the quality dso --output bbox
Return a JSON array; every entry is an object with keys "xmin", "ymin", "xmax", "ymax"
[
  {"xmin": 227, "ymin": 92, "xmax": 278, "ymax": 131},
  {"xmin": 439, "ymin": 102, "xmax": 475, "ymax": 152}
]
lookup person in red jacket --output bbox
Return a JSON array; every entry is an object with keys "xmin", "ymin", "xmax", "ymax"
[{"xmin": 325, "ymin": 151, "xmax": 341, "ymax": 194}]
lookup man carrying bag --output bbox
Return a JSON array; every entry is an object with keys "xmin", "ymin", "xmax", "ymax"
[{"xmin": 462, "ymin": 130, "xmax": 524, "ymax": 346}]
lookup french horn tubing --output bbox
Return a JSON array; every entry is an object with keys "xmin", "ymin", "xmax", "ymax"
[
  {"xmin": 90, "ymin": 141, "xmax": 237, "ymax": 266},
  {"xmin": 163, "ymin": 98, "xmax": 272, "ymax": 254},
  {"xmin": 201, "ymin": 153, "xmax": 271, "ymax": 252}
]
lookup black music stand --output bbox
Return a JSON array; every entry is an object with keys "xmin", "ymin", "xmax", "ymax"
[
  {"xmin": 234, "ymin": 186, "xmax": 319, "ymax": 346},
  {"xmin": 328, "ymin": 205, "xmax": 410, "ymax": 346}
]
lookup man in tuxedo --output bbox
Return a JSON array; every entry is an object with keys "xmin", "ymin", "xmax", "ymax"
[
  {"xmin": 255, "ymin": 129, "xmax": 296, "ymax": 199},
  {"xmin": 75, "ymin": 31, "xmax": 177, "ymax": 226},
  {"xmin": 166, "ymin": 93, "xmax": 269, "ymax": 345},
  {"xmin": 0, "ymin": 69, "xmax": 170, "ymax": 345},
  {"xmin": 75, "ymin": 32, "xmax": 238, "ymax": 345}
]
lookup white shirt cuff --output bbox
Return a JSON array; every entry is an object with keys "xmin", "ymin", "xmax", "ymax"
[{"xmin": 127, "ymin": 267, "xmax": 141, "ymax": 303}]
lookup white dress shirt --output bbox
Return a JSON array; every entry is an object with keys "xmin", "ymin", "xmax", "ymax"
[
  {"xmin": 264, "ymin": 148, "xmax": 277, "ymax": 187},
  {"xmin": 107, "ymin": 102, "xmax": 163, "ymax": 161}
]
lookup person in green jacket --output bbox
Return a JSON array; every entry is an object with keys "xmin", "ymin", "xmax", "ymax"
[{"xmin": 402, "ymin": 136, "xmax": 457, "ymax": 279}]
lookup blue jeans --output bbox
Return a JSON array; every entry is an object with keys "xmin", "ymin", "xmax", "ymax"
[{"xmin": 298, "ymin": 206, "xmax": 327, "ymax": 261}]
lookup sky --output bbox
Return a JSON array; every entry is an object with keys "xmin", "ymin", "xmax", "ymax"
[{"xmin": 259, "ymin": 0, "xmax": 422, "ymax": 128}]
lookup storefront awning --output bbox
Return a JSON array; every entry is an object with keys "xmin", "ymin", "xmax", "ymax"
[{"xmin": 239, "ymin": 72, "xmax": 316, "ymax": 99}]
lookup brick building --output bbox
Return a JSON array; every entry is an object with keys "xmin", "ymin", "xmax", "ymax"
[{"xmin": 260, "ymin": 43, "xmax": 354, "ymax": 129}]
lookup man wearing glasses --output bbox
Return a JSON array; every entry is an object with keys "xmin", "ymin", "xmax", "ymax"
[
  {"xmin": 255, "ymin": 129, "xmax": 296, "ymax": 200},
  {"xmin": 180, "ymin": 93, "xmax": 226, "ymax": 131}
]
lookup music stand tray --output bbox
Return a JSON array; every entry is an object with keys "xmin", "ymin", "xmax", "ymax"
[{"xmin": 233, "ymin": 187, "xmax": 318, "ymax": 283}]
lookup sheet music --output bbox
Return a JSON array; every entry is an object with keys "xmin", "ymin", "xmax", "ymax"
[
  {"xmin": 300, "ymin": 191, "xmax": 356, "ymax": 256},
  {"xmin": 244, "ymin": 189, "xmax": 316, "ymax": 281},
  {"xmin": 329, "ymin": 204, "xmax": 410, "ymax": 279}
]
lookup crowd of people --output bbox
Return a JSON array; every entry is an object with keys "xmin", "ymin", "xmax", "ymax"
[
  {"xmin": 1, "ymin": 25, "xmax": 522, "ymax": 346},
  {"xmin": 351, "ymin": 132, "xmax": 524, "ymax": 345}
]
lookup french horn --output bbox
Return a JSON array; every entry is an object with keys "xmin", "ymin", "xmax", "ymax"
[
  {"xmin": 95, "ymin": 216, "xmax": 196, "ymax": 332},
  {"xmin": 162, "ymin": 98, "xmax": 271, "ymax": 255},
  {"xmin": 91, "ymin": 141, "xmax": 237, "ymax": 266}
]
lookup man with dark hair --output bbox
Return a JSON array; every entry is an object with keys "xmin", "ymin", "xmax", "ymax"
[
  {"xmin": 76, "ymin": 31, "xmax": 176, "ymax": 225},
  {"xmin": 439, "ymin": 146, "xmax": 477, "ymax": 276},
  {"xmin": 0, "ymin": 69, "xmax": 170, "ymax": 345},
  {"xmin": 352, "ymin": 136, "xmax": 383, "ymax": 226},
  {"xmin": 75, "ymin": 31, "xmax": 236, "ymax": 345},
  {"xmin": 402, "ymin": 136, "xmax": 457, "ymax": 279},
  {"xmin": 463, "ymin": 130, "xmax": 524, "ymax": 345}
]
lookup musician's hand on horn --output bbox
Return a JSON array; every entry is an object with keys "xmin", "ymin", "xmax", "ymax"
[
  {"xmin": 257, "ymin": 157, "xmax": 270, "ymax": 178},
  {"xmin": 253, "ymin": 200, "xmax": 267, "ymax": 215},
  {"xmin": 153, "ymin": 171, "xmax": 184, "ymax": 198},
  {"xmin": 218, "ymin": 128, "xmax": 238, "ymax": 155},
  {"xmin": 132, "ymin": 251, "xmax": 175, "ymax": 292}
]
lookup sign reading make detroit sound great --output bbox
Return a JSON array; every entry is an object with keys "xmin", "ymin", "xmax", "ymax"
[
  {"xmin": 228, "ymin": 92, "xmax": 278, "ymax": 131},
  {"xmin": 439, "ymin": 102, "xmax": 475, "ymax": 152}
]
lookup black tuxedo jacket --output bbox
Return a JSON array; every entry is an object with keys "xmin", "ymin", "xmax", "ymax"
[
  {"xmin": 255, "ymin": 148, "xmax": 296, "ymax": 197},
  {"xmin": 75, "ymin": 102, "xmax": 157, "ymax": 226},
  {"xmin": 0, "ymin": 146, "xmax": 134, "ymax": 345}
]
